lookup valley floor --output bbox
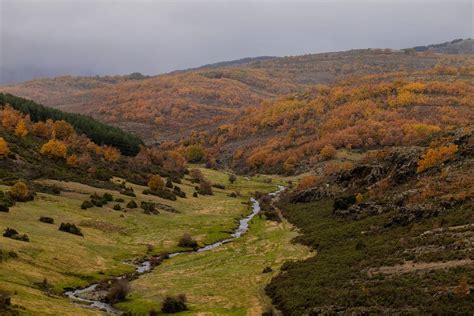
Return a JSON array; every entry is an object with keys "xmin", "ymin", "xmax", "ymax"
[{"xmin": 0, "ymin": 167, "xmax": 309, "ymax": 315}]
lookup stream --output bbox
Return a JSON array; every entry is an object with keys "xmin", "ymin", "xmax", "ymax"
[{"xmin": 64, "ymin": 185, "xmax": 286, "ymax": 314}]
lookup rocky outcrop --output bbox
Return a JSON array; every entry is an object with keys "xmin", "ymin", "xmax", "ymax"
[{"xmin": 290, "ymin": 186, "xmax": 334, "ymax": 203}]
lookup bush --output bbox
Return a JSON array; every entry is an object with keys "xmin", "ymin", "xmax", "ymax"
[
  {"xmin": 105, "ymin": 279, "xmax": 130, "ymax": 304},
  {"xmin": 3, "ymin": 228, "xmax": 29, "ymax": 242},
  {"xmin": 81, "ymin": 200, "xmax": 94, "ymax": 209},
  {"xmin": 173, "ymin": 186, "xmax": 186, "ymax": 198},
  {"xmin": 228, "ymin": 174, "xmax": 237, "ymax": 184},
  {"xmin": 161, "ymin": 294, "xmax": 188, "ymax": 313},
  {"xmin": 141, "ymin": 201, "xmax": 160, "ymax": 215},
  {"xmin": 39, "ymin": 216, "xmax": 54, "ymax": 224},
  {"xmin": 166, "ymin": 178, "xmax": 173, "ymax": 188},
  {"xmin": 198, "ymin": 180, "xmax": 213, "ymax": 195},
  {"xmin": 0, "ymin": 203, "xmax": 9, "ymax": 212},
  {"xmin": 120, "ymin": 187, "xmax": 136, "ymax": 197},
  {"xmin": 178, "ymin": 233, "xmax": 198, "ymax": 249},
  {"xmin": 320, "ymin": 145, "xmax": 337, "ymax": 160},
  {"xmin": 115, "ymin": 198, "xmax": 125, "ymax": 203},
  {"xmin": 192, "ymin": 192, "xmax": 198, "ymax": 197},
  {"xmin": 113, "ymin": 204, "xmax": 122, "ymax": 211},
  {"xmin": 103, "ymin": 192, "xmax": 113, "ymax": 202},
  {"xmin": 126, "ymin": 200, "xmax": 138, "ymax": 208},
  {"xmin": 59, "ymin": 223, "xmax": 83, "ymax": 236},
  {"xmin": 212, "ymin": 183, "xmax": 225, "ymax": 190},
  {"xmin": 333, "ymin": 195, "xmax": 356, "ymax": 211}
]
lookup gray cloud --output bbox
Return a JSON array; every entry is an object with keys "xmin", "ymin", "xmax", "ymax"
[{"xmin": 0, "ymin": 0, "xmax": 472, "ymax": 83}]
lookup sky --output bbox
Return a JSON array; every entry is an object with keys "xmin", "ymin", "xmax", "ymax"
[{"xmin": 0, "ymin": 0, "xmax": 472, "ymax": 83}]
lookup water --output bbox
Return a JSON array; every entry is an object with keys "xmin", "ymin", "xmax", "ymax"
[{"xmin": 65, "ymin": 185, "xmax": 285, "ymax": 314}]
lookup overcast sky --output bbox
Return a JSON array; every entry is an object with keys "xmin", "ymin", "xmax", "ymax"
[{"xmin": 0, "ymin": 0, "xmax": 472, "ymax": 82}]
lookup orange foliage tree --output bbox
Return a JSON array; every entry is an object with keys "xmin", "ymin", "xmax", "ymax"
[
  {"xmin": 0, "ymin": 137, "xmax": 10, "ymax": 157},
  {"xmin": 417, "ymin": 144, "xmax": 458, "ymax": 173},
  {"xmin": 297, "ymin": 175, "xmax": 317, "ymax": 191},
  {"xmin": 14, "ymin": 119, "xmax": 28, "ymax": 138},
  {"xmin": 102, "ymin": 146, "xmax": 121, "ymax": 162},
  {"xmin": 148, "ymin": 175, "xmax": 164, "ymax": 191},
  {"xmin": 40, "ymin": 139, "xmax": 67, "ymax": 159}
]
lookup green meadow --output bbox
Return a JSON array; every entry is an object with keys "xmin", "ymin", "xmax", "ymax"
[{"xmin": 0, "ymin": 168, "xmax": 307, "ymax": 315}]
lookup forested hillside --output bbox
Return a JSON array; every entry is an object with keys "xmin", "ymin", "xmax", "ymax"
[{"xmin": 1, "ymin": 44, "xmax": 471, "ymax": 143}]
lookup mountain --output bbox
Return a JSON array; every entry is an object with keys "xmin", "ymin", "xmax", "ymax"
[
  {"xmin": 1, "ymin": 42, "xmax": 471, "ymax": 144},
  {"xmin": 412, "ymin": 38, "xmax": 474, "ymax": 54}
]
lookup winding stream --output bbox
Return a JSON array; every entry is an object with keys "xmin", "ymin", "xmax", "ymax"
[{"xmin": 65, "ymin": 185, "xmax": 286, "ymax": 314}]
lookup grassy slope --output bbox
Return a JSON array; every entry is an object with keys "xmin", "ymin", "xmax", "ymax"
[
  {"xmin": 118, "ymin": 216, "xmax": 310, "ymax": 315},
  {"xmin": 0, "ymin": 167, "xmax": 283, "ymax": 315}
]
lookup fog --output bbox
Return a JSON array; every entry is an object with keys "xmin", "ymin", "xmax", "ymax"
[{"xmin": 0, "ymin": 0, "xmax": 472, "ymax": 83}]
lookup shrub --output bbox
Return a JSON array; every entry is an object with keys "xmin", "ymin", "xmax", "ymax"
[
  {"xmin": 126, "ymin": 200, "xmax": 138, "ymax": 208},
  {"xmin": 192, "ymin": 192, "xmax": 198, "ymax": 197},
  {"xmin": 3, "ymin": 228, "xmax": 29, "ymax": 242},
  {"xmin": 39, "ymin": 216, "xmax": 54, "ymax": 224},
  {"xmin": 186, "ymin": 145, "xmax": 205, "ymax": 162},
  {"xmin": 59, "ymin": 223, "xmax": 83, "ymax": 236},
  {"xmin": 198, "ymin": 180, "xmax": 213, "ymax": 195},
  {"xmin": 189, "ymin": 169, "xmax": 204, "ymax": 183},
  {"xmin": 228, "ymin": 174, "xmax": 237, "ymax": 184},
  {"xmin": 173, "ymin": 186, "xmax": 186, "ymax": 198},
  {"xmin": 9, "ymin": 181, "xmax": 34, "ymax": 202},
  {"xmin": 161, "ymin": 294, "xmax": 188, "ymax": 313},
  {"xmin": 115, "ymin": 198, "xmax": 125, "ymax": 203},
  {"xmin": 141, "ymin": 201, "xmax": 160, "ymax": 215},
  {"xmin": 212, "ymin": 183, "xmax": 225, "ymax": 190},
  {"xmin": 106, "ymin": 279, "xmax": 130, "ymax": 304},
  {"xmin": 333, "ymin": 195, "xmax": 356, "ymax": 211},
  {"xmin": 103, "ymin": 192, "xmax": 114, "ymax": 202},
  {"xmin": 178, "ymin": 233, "xmax": 198, "ymax": 249},
  {"xmin": 81, "ymin": 200, "xmax": 94, "ymax": 209},
  {"xmin": 0, "ymin": 203, "xmax": 9, "ymax": 212},
  {"xmin": 166, "ymin": 178, "xmax": 173, "ymax": 188},
  {"xmin": 113, "ymin": 204, "xmax": 122, "ymax": 211}
]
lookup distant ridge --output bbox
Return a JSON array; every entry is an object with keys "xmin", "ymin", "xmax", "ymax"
[{"xmin": 411, "ymin": 38, "xmax": 473, "ymax": 54}]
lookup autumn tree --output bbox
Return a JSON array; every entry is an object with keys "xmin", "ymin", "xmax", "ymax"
[
  {"xmin": 148, "ymin": 175, "xmax": 164, "ymax": 191},
  {"xmin": 0, "ymin": 137, "xmax": 10, "ymax": 157},
  {"xmin": 102, "ymin": 146, "xmax": 121, "ymax": 162},
  {"xmin": 14, "ymin": 119, "xmax": 28, "ymax": 138},
  {"xmin": 9, "ymin": 181, "xmax": 32, "ymax": 201},
  {"xmin": 31, "ymin": 121, "xmax": 52, "ymax": 139},
  {"xmin": 417, "ymin": 144, "xmax": 458, "ymax": 173},
  {"xmin": 297, "ymin": 175, "xmax": 317, "ymax": 191},
  {"xmin": 320, "ymin": 145, "xmax": 337, "ymax": 160},
  {"xmin": 1, "ymin": 106, "xmax": 21, "ymax": 131},
  {"xmin": 66, "ymin": 154, "xmax": 78, "ymax": 167},
  {"xmin": 52, "ymin": 120, "xmax": 74, "ymax": 139},
  {"xmin": 40, "ymin": 139, "xmax": 67, "ymax": 159}
]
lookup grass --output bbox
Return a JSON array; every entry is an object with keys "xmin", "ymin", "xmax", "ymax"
[
  {"xmin": 117, "ymin": 216, "xmax": 310, "ymax": 315},
  {"xmin": 0, "ymin": 167, "xmax": 282, "ymax": 315}
]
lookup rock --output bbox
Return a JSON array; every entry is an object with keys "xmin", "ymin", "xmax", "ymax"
[{"xmin": 290, "ymin": 186, "xmax": 333, "ymax": 203}]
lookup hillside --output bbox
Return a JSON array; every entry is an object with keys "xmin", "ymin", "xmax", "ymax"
[
  {"xmin": 0, "ymin": 97, "xmax": 309, "ymax": 315},
  {"xmin": 196, "ymin": 63, "xmax": 474, "ymax": 174},
  {"xmin": 1, "ymin": 46, "xmax": 470, "ymax": 143},
  {"xmin": 266, "ymin": 126, "xmax": 474, "ymax": 314}
]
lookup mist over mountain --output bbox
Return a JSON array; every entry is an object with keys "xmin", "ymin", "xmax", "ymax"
[{"xmin": 1, "ymin": 0, "xmax": 472, "ymax": 84}]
